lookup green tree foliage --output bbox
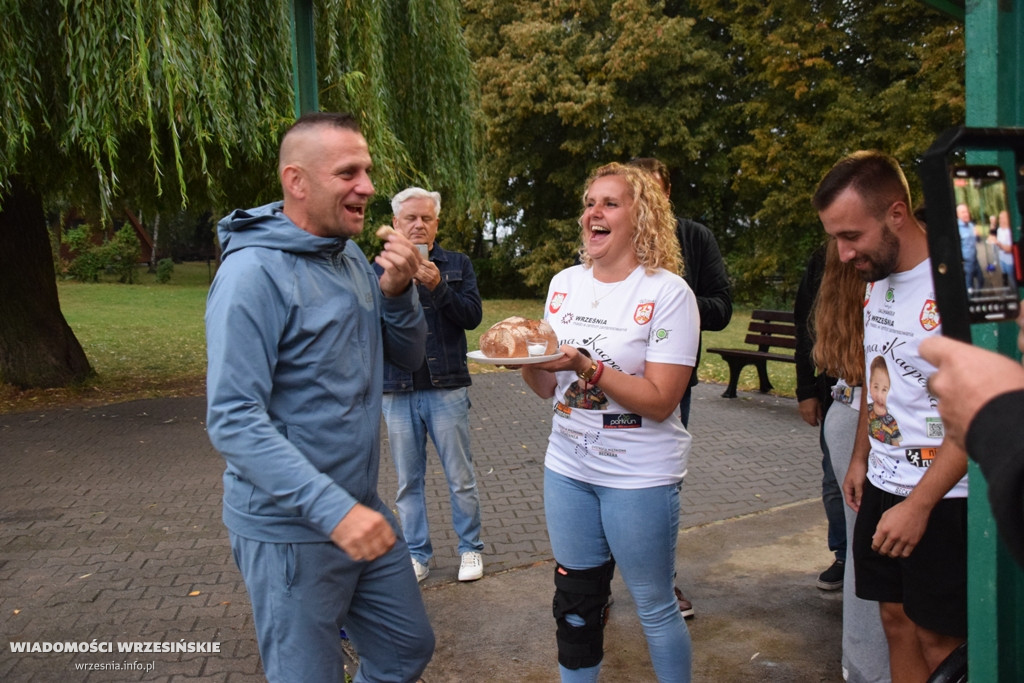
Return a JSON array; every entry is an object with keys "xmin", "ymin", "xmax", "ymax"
[
  {"xmin": 0, "ymin": 0, "xmax": 477, "ymax": 388},
  {"xmin": 1, "ymin": 0, "xmax": 476, "ymax": 217},
  {"xmin": 691, "ymin": 0, "xmax": 964, "ymax": 302},
  {"xmin": 465, "ymin": 0, "xmax": 963, "ymax": 301},
  {"xmin": 464, "ymin": 0, "xmax": 730, "ymax": 292}
]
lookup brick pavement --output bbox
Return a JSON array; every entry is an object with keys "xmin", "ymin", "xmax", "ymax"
[{"xmin": 0, "ymin": 375, "xmax": 821, "ymax": 681}]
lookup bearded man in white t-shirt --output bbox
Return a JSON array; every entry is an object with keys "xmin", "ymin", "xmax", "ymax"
[{"xmin": 812, "ymin": 151, "xmax": 968, "ymax": 682}]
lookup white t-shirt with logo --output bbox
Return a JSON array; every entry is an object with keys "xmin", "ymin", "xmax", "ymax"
[
  {"xmin": 541, "ymin": 264, "xmax": 699, "ymax": 488},
  {"xmin": 862, "ymin": 259, "xmax": 967, "ymax": 498}
]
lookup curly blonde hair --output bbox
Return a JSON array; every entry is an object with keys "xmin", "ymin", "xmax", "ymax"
[
  {"xmin": 811, "ymin": 239, "xmax": 866, "ymax": 385},
  {"xmin": 577, "ymin": 162, "xmax": 683, "ymax": 277}
]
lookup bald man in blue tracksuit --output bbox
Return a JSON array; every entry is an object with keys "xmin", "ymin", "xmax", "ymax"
[{"xmin": 206, "ymin": 113, "xmax": 433, "ymax": 682}]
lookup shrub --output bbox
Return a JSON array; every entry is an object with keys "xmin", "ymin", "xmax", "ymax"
[
  {"xmin": 61, "ymin": 222, "xmax": 142, "ymax": 283},
  {"xmin": 156, "ymin": 258, "xmax": 175, "ymax": 283},
  {"xmin": 62, "ymin": 225, "xmax": 105, "ymax": 282},
  {"xmin": 105, "ymin": 224, "xmax": 142, "ymax": 283}
]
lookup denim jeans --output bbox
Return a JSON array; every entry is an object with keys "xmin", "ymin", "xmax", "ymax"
[
  {"xmin": 544, "ymin": 468, "xmax": 691, "ymax": 683},
  {"xmin": 382, "ymin": 387, "xmax": 483, "ymax": 561},
  {"xmin": 819, "ymin": 426, "xmax": 847, "ymax": 559},
  {"xmin": 963, "ymin": 257, "xmax": 983, "ymax": 291},
  {"xmin": 678, "ymin": 385, "xmax": 693, "ymax": 429}
]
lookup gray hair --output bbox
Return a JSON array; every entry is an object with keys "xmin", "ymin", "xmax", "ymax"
[{"xmin": 391, "ymin": 187, "xmax": 441, "ymax": 216}]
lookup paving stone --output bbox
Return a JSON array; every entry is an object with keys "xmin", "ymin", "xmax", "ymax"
[{"xmin": 0, "ymin": 376, "xmax": 820, "ymax": 681}]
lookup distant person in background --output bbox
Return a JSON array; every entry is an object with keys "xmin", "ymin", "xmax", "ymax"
[
  {"xmin": 627, "ymin": 157, "xmax": 733, "ymax": 426},
  {"xmin": 794, "ymin": 243, "xmax": 847, "ymax": 592},
  {"xmin": 956, "ymin": 203, "xmax": 984, "ymax": 291},
  {"xmin": 628, "ymin": 156, "xmax": 732, "ymax": 619},
  {"xmin": 993, "ymin": 209, "xmax": 1017, "ymax": 289},
  {"xmin": 378, "ymin": 187, "xmax": 486, "ymax": 584},
  {"xmin": 810, "ymin": 239, "xmax": 891, "ymax": 683}
]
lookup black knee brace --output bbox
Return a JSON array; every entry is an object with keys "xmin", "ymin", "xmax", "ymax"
[{"xmin": 552, "ymin": 559, "xmax": 615, "ymax": 670}]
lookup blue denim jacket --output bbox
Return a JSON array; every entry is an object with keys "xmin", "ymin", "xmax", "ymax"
[{"xmin": 380, "ymin": 243, "xmax": 482, "ymax": 392}]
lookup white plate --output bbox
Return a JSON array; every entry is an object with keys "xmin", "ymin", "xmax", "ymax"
[{"xmin": 467, "ymin": 350, "xmax": 564, "ymax": 365}]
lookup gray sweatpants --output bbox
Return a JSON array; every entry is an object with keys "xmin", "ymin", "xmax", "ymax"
[
  {"xmin": 824, "ymin": 398, "xmax": 892, "ymax": 683},
  {"xmin": 230, "ymin": 524, "xmax": 434, "ymax": 682}
]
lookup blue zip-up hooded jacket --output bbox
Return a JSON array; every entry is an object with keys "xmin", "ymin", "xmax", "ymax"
[{"xmin": 205, "ymin": 201, "xmax": 426, "ymax": 543}]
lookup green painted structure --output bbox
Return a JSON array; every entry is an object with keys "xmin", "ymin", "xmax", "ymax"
[
  {"xmin": 921, "ymin": 0, "xmax": 1024, "ymax": 679},
  {"xmin": 959, "ymin": 2, "xmax": 1024, "ymax": 680},
  {"xmin": 289, "ymin": 0, "xmax": 317, "ymax": 116}
]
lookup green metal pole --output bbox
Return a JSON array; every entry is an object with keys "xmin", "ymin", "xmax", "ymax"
[
  {"xmin": 289, "ymin": 0, "xmax": 318, "ymax": 117},
  {"xmin": 964, "ymin": 1, "xmax": 1024, "ymax": 680}
]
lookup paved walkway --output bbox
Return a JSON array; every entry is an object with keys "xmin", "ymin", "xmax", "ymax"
[{"xmin": 0, "ymin": 375, "xmax": 841, "ymax": 681}]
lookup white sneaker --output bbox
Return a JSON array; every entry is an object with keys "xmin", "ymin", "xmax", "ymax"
[
  {"xmin": 411, "ymin": 557, "xmax": 429, "ymax": 583},
  {"xmin": 458, "ymin": 552, "xmax": 483, "ymax": 582}
]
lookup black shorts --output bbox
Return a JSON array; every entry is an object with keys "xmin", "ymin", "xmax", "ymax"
[{"xmin": 852, "ymin": 481, "xmax": 967, "ymax": 638}]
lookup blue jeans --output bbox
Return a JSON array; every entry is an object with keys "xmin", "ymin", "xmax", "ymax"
[
  {"xmin": 544, "ymin": 468, "xmax": 691, "ymax": 683},
  {"xmin": 819, "ymin": 426, "xmax": 846, "ymax": 558},
  {"xmin": 382, "ymin": 387, "xmax": 483, "ymax": 561},
  {"xmin": 963, "ymin": 257, "xmax": 983, "ymax": 291},
  {"xmin": 230, "ymin": 524, "xmax": 434, "ymax": 683},
  {"xmin": 678, "ymin": 385, "xmax": 693, "ymax": 429}
]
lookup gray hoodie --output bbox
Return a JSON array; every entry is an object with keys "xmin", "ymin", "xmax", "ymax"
[{"xmin": 205, "ymin": 201, "xmax": 425, "ymax": 543}]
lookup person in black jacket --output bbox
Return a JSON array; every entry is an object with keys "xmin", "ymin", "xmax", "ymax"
[
  {"xmin": 920, "ymin": 306, "xmax": 1024, "ymax": 570},
  {"xmin": 629, "ymin": 157, "xmax": 733, "ymax": 620},
  {"xmin": 628, "ymin": 158, "xmax": 733, "ymax": 425},
  {"xmin": 794, "ymin": 244, "xmax": 847, "ymax": 591},
  {"xmin": 377, "ymin": 187, "xmax": 486, "ymax": 584}
]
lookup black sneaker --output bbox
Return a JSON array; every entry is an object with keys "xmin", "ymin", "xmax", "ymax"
[{"xmin": 816, "ymin": 559, "xmax": 844, "ymax": 590}]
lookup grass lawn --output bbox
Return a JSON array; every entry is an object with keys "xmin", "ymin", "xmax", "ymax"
[{"xmin": 1, "ymin": 262, "xmax": 797, "ymax": 412}]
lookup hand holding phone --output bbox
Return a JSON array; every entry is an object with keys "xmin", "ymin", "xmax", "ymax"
[{"xmin": 919, "ymin": 127, "xmax": 1024, "ymax": 341}]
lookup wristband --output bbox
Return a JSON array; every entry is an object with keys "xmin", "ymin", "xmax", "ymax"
[
  {"xmin": 577, "ymin": 359, "xmax": 599, "ymax": 383},
  {"xmin": 590, "ymin": 360, "xmax": 604, "ymax": 385}
]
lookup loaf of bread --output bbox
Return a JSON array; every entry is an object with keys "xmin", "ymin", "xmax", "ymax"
[{"xmin": 479, "ymin": 316, "xmax": 559, "ymax": 358}]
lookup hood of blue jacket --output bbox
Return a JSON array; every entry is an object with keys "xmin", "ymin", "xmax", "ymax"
[{"xmin": 218, "ymin": 201, "xmax": 346, "ymax": 259}]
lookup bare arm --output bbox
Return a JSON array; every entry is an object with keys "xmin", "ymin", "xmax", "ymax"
[
  {"xmin": 522, "ymin": 345, "xmax": 690, "ymax": 422},
  {"xmin": 521, "ymin": 363, "xmax": 557, "ymax": 399},
  {"xmin": 842, "ymin": 388, "xmax": 870, "ymax": 512},
  {"xmin": 870, "ymin": 440, "xmax": 967, "ymax": 558}
]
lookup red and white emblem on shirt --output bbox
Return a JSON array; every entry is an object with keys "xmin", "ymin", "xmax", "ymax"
[
  {"xmin": 634, "ymin": 302, "xmax": 654, "ymax": 325},
  {"xmin": 919, "ymin": 299, "xmax": 940, "ymax": 331},
  {"xmin": 549, "ymin": 292, "xmax": 567, "ymax": 314}
]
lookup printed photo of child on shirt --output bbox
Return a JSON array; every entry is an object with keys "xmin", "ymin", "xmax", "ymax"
[{"xmin": 867, "ymin": 355, "xmax": 903, "ymax": 446}]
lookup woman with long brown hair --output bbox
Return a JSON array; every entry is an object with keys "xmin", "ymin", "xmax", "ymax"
[{"xmin": 812, "ymin": 238, "xmax": 891, "ymax": 683}]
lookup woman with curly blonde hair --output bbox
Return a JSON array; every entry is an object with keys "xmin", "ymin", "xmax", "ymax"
[
  {"xmin": 812, "ymin": 239, "xmax": 890, "ymax": 683},
  {"xmin": 577, "ymin": 162, "xmax": 683, "ymax": 277},
  {"xmin": 521, "ymin": 161, "xmax": 699, "ymax": 681}
]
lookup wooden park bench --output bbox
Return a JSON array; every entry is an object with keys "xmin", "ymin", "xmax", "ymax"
[{"xmin": 706, "ymin": 309, "xmax": 797, "ymax": 398}]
